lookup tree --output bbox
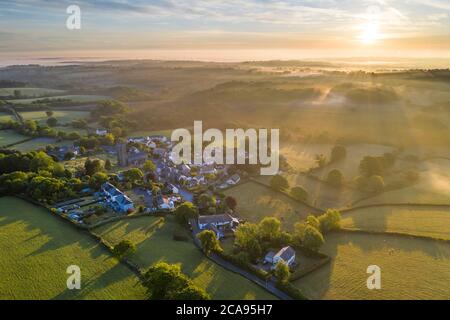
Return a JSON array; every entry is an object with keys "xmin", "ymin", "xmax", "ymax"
[
  {"xmin": 89, "ymin": 172, "xmax": 108, "ymax": 189},
  {"xmin": 170, "ymin": 284, "xmax": 210, "ymax": 300},
  {"xmin": 291, "ymin": 186, "xmax": 308, "ymax": 202},
  {"xmin": 330, "ymin": 145, "xmax": 346, "ymax": 162},
  {"xmin": 259, "ymin": 217, "xmax": 281, "ymax": 242},
  {"xmin": 235, "ymin": 222, "xmax": 259, "ymax": 249},
  {"xmin": 274, "ymin": 261, "xmax": 290, "ymax": 284},
  {"xmin": 306, "ymin": 215, "xmax": 321, "ymax": 230},
  {"xmin": 84, "ymin": 159, "xmax": 103, "ymax": 176},
  {"xmin": 293, "ymin": 222, "xmax": 307, "ymax": 246},
  {"xmin": 142, "ymin": 262, "xmax": 209, "ymax": 300},
  {"xmin": 366, "ymin": 175, "xmax": 385, "ymax": 193},
  {"xmin": 45, "ymin": 110, "xmax": 54, "ymax": 117},
  {"xmin": 318, "ymin": 209, "xmax": 341, "ymax": 233},
  {"xmin": 302, "ymin": 226, "xmax": 324, "ymax": 252},
  {"xmin": 13, "ymin": 89, "xmax": 21, "ymax": 98},
  {"xmin": 112, "ymin": 240, "xmax": 136, "ymax": 259},
  {"xmin": 225, "ymin": 196, "xmax": 237, "ymax": 211},
  {"xmin": 104, "ymin": 159, "xmax": 112, "ymax": 170},
  {"xmin": 359, "ymin": 156, "xmax": 384, "ymax": 177},
  {"xmin": 64, "ymin": 151, "xmax": 75, "ymax": 161},
  {"xmin": 327, "ymin": 169, "xmax": 343, "ymax": 187},
  {"xmin": 143, "ymin": 160, "xmax": 156, "ymax": 173},
  {"xmin": 174, "ymin": 202, "xmax": 198, "ymax": 225},
  {"xmin": 197, "ymin": 230, "xmax": 222, "ymax": 256},
  {"xmin": 124, "ymin": 168, "xmax": 144, "ymax": 184},
  {"xmin": 270, "ymin": 174, "xmax": 289, "ymax": 191},
  {"xmin": 46, "ymin": 117, "xmax": 58, "ymax": 127}
]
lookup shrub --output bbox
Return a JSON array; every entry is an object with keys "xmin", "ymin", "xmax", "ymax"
[
  {"xmin": 326, "ymin": 169, "xmax": 343, "ymax": 187},
  {"xmin": 112, "ymin": 240, "xmax": 136, "ymax": 259},
  {"xmin": 291, "ymin": 186, "xmax": 308, "ymax": 202}
]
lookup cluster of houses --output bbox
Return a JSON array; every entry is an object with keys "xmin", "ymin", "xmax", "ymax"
[{"xmin": 101, "ymin": 182, "xmax": 134, "ymax": 213}]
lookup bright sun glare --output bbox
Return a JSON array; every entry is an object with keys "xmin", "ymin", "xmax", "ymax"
[{"xmin": 360, "ymin": 23, "xmax": 379, "ymax": 44}]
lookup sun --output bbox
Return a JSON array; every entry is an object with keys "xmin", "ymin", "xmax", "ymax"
[{"xmin": 360, "ymin": 22, "xmax": 379, "ymax": 44}]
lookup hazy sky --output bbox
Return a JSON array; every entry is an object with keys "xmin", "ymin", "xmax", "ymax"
[{"xmin": 1, "ymin": 0, "xmax": 450, "ymax": 59}]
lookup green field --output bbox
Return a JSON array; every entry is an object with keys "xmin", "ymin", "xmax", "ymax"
[
  {"xmin": 357, "ymin": 159, "xmax": 450, "ymax": 205},
  {"xmin": 224, "ymin": 181, "xmax": 316, "ymax": 230},
  {"xmin": 8, "ymin": 138, "xmax": 67, "ymax": 152},
  {"xmin": 294, "ymin": 232, "xmax": 450, "ymax": 299},
  {"xmin": 0, "ymin": 112, "xmax": 14, "ymax": 122},
  {"xmin": 0, "ymin": 129, "xmax": 29, "ymax": 147},
  {"xmin": 92, "ymin": 215, "xmax": 276, "ymax": 300},
  {"xmin": 0, "ymin": 87, "xmax": 65, "ymax": 97},
  {"xmin": 7, "ymin": 95, "xmax": 108, "ymax": 104},
  {"xmin": 20, "ymin": 110, "xmax": 89, "ymax": 125},
  {"xmin": 0, "ymin": 197, "xmax": 147, "ymax": 299},
  {"xmin": 342, "ymin": 206, "xmax": 450, "ymax": 240}
]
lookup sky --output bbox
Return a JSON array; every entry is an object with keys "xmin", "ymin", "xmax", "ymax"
[{"xmin": 1, "ymin": 0, "xmax": 450, "ymax": 60}]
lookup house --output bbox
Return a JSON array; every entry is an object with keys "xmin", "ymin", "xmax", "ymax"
[
  {"xmin": 101, "ymin": 182, "xmax": 134, "ymax": 213},
  {"xmin": 198, "ymin": 214, "xmax": 239, "ymax": 230},
  {"xmin": 167, "ymin": 183, "xmax": 179, "ymax": 194},
  {"xmin": 96, "ymin": 128, "xmax": 108, "ymax": 136},
  {"xmin": 206, "ymin": 224, "xmax": 224, "ymax": 240},
  {"xmin": 265, "ymin": 246, "xmax": 296, "ymax": 269},
  {"xmin": 227, "ymin": 174, "xmax": 241, "ymax": 185},
  {"xmin": 47, "ymin": 145, "xmax": 79, "ymax": 161}
]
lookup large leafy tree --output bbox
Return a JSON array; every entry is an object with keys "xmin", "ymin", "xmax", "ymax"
[
  {"xmin": 270, "ymin": 174, "xmax": 289, "ymax": 191},
  {"xmin": 142, "ymin": 262, "xmax": 209, "ymax": 300},
  {"xmin": 197, "ymin": 230, "xmax": 222, "ymax": 256},
  {"xmin": 174, "ymin": 201, "xmax": 198, "ymax": 225}
]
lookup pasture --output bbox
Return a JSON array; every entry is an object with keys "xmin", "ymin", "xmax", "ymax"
[
  {"xmin": 7, "ymin": 95, "xmax": 108, "ymax": 104},
  {"xmin": 0, "ymin": 129, "xmax": 29, "ymax": 147},
  {"xmin": 341, "ymin": 205, "xmax": 450, "ymax": 240},
  {"xmin": 92, "ymin": 215, "xmax": 276, "ymax": 300},
  {"xmin": 224, "ymin": 181, "xmax": 318, "ymax": 230},
  {"xmin": 20, "ymin": 110, "xmax": 89, "ymax": 125},
  {"xmin": 0, "ymin": 87, "xmax": 65, "ymax": 97},
  {"xmin": 0, "ymin": 197, "xmax": 147, "ymax": 299},
  {"xmin": 7, "ymin": 138, "xmax": 66, "ymax": 153},
  {"xmin": 294, "ymin": 232, "xmax": 450, "ymax": 300},
  {"xmin": 357, "ymin": 159, "xmax": 450, "ymax": 205},
  {"xmin": 0, "ymin": 112, "xmax": 14, "ymax": 122}
]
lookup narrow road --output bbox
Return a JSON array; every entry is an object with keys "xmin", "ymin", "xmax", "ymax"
[{"xmin": 190, "ymin": 218, "xmax": 293, "ymax": 300}]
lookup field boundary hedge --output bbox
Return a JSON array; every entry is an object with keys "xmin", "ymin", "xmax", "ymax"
[
  {"xmin": 335, "ymin": 228, "xmax": 450, "ymax": 244},
  {"xmin": 248, "ymin": 177, "xmax": 323, "ymax": 212},
  {"xmin": 340, "ymin": 202, "xmax": 450, "ymax": 215}
]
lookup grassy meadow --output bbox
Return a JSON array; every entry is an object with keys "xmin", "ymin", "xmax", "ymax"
[
  {"xmin": 7, "ymin": 95, "xmax": 108, "ymax": 104},
  {"xmin": 294, "ymin": 232, "xmax": 450, "ymax": 300},
  {"xmin": 0, "ymin": 129, "xmax": 29, "ymax": 147},
  {"xmin": 92, "ymin": 215, "xmax": 276, "ymax": 300},
  {"xmin": 341, "ymin": 206, "xmax": 450, "ymax": 240},
  {"xmin": 0, "ymin": 197, "xmax": 147, "ymax": 300},
  {"xmin": 0, "ymin": 87, "xmax": 65, "ymax": 97},
  {"xmin": 20, "ymin": 110, "xmax": 89, "ymax": 125},
  {"xmin": 224, "ymin": 181, "xmax": 318, "ymax": 230}
]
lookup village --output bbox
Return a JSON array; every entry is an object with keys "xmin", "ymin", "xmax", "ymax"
[{"xmin": 50, "ymin": 129, "xmax": 297, "ymax": 276}]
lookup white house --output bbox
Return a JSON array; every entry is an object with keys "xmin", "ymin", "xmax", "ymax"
[
  {"xmin": 265, "ymin": 246, "xmax": 296, "ymax": 269},
  {"xmin": 96, "ymin": 128, "xmax": 108, "ymax": 136},
  {"xmin": 198, "ymin": 214, "xmax": 239, "ymax": 230},
  {"xmin": 227, "ymin": 174, "xmax": 241, "ymax": 185},
  {"xmin": 101, "ymin": 182, "xmax": 134, "ymax": 213}
]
